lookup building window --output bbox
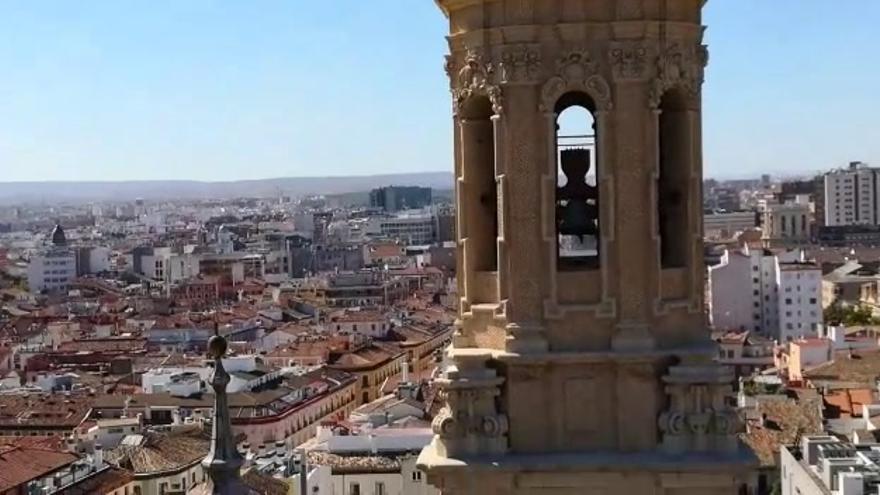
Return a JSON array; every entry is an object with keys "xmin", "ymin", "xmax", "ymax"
[
  {"xmin": 349, "ymin": 482, "xmax": 361, "ymax": 495},
  {"xmin": 785, "ymin": 298, "xmax": 792, "ymax": 305},
  {"xmin": 413, "ymin": 470, "xmax": 423, "ymax": 482},
  {"xmin": 810, "ymin": 298, "xmax": 817, "ymax": 304},
  {"xmin": 556, "ymin": 96, "xmax": 600, "ymax": 270},
  {"xmin": 375, "ymin": 482, "xmax": 386, "ymax": 495}
]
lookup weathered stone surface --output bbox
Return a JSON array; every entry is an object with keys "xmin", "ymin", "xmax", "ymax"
[{"xmin": 422, "ymin": 0, "xmax": 756, "ymax": 493}]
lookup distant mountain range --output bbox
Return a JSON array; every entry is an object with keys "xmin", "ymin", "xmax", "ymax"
[{"xmin": 0, "ymin": 172, "xmax": 454, "ymax": 204}]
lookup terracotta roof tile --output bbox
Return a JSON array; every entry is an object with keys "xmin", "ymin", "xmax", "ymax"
[{"xmin": 0, "ymin": 445, "xmax": 79, "ymax": 491}]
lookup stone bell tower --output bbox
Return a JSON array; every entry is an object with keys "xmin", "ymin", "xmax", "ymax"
[{"xmin": 418, "ymin": 1, "xmax": 756, "ymax": 494}]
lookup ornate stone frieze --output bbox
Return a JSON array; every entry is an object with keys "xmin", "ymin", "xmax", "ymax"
[
  {"xmin": 658, "ymin": 363, "xmax": 742, "ymax": 454},
  {"xmin": 649, "ymin": 42, "xmax": 709, "ymax": 108},
  {"xmin": 500, "ymin": 44, "xmax": 542, "ymax": 85},
  {"xmin": 430, "ymin": 349, "xmax": 509, "ymax": 458},
  {"xmin": 609, "ymin": 41, "xmax": 649, "ymax": 81},
  {"xmin": 448, "ymin": 49, "xmax": 504, "ymax": 116},
  {"xmin": 539, "ymin": 49, "xmax": 612, "ymax": 113}
]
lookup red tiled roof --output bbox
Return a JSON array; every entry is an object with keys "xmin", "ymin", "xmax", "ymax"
[
  {"xmin": 55, "ymin": 466, "xmax": 134, "ymax": 495},
  {"xmin": 0, "ymin": 445, "xmax": 78, "ymax": 491}
]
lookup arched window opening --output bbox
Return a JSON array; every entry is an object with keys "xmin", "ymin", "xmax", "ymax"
[
  {"xmin": 460, "ymin": 96, "xmax": 498, "ymax": 271},
  {"xmin": 555, "ymin": 93, "xmax": 599, "ymax": 270},
  {"xmin": 658, "ymin": 89, "xmax": 690, "ymax": 268}
]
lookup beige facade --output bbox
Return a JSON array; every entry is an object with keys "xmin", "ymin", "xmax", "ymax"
[{"xmin": 418, "ymin": 1, "xmax": 756, "ymax": 493}]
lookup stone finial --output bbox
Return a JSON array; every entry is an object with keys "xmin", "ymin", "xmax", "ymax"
[{"xmin": 200, "ymin": 330, "xmax": 251, "ymax": 494}]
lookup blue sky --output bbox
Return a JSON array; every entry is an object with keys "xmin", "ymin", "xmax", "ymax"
[{"xmin": 0, "ymin": 1, "xmax": 877, "ymax": 182}]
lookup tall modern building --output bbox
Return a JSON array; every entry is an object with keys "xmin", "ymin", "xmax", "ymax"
[
  {"xmin": 370, "ymin": 186, "xmax": 433, "ymax": 212},
  {"xmin": 823, "ymin": 161, "xmax": 880, "ymax": 227},
  {"xmin": 418, "ymin": 1, "xmax": 755, "ymax": 494},
  {"xmin": 27, "ymin": 224, "xmax": 76, "ymax": 294}
]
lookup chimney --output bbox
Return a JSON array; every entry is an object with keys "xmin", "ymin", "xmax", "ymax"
[
  {"xmin": 64, "ymin": 435, "xmax": 76, "ymax": 453},
  {"xmin": 93, "ymin": 443, "xmax": 104, "ymax": 470},
  {"xmin": 401, "ymin": 358, "xmax": 409, "ymax": 384},
  {"xmin": 275, "ymin": 440, "xmax": 285, "ymax": 467}
]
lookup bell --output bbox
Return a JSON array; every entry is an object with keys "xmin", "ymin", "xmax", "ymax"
[{"xmin": 558, "ymin": 201, "xmax": 597, "ymax": 238}]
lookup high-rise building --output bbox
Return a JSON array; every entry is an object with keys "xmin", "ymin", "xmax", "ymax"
[
  {"xmin": 369, "ymin": 186, "xmax": 433, "ymax": 212},
  {"xmin": 27, "ymin": 224, "xmax": 76, "ymax": 294},
  {"xmin": 823, "ymin": 161, "xmax": 879, "ymax": 226},
  {"xmin": 418, "ymin": 1, "xmax": 755, "ymax": 494}
]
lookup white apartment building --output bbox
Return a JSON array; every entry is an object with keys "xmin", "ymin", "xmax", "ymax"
[
  {"xmin": 133, "ymin": 247, "xmax": 201, "ymax": 283},
  {"xmin": 709, "ymin": 247, "xmax": 822, "ymax": 341},
  {"xmin": 776, "ymin": 262, "xmax": 823, "ymax": 342},
  {"xmin": 824, "ymin": 161, "xmax": 880, "ymax": 226},
  {"xmin": 27, "ymin": 247, "xmax": 76, "ymax": 293}
]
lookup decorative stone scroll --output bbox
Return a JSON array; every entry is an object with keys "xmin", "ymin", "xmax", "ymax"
[
  {"xmin": 448, "ymin": 49, "xmax": 504, "ymax": 116},
  {"xmin": 430, "ymin": 349, "xmax": 508, "ymax": 458},
  {"xmin": 658, "ymin": 362, "xmax": 742, "ymax": 454},
  {"xmin": 649, "ymin": 42, "xmax": 709, "ymax": 109},
  {"xmin": 539, "ymin": 49, "xmax": 613, "ymax": 113},
  {"xmin": 499, "ymin": 44, "xmax": 542, "ymax": 85},
  {"xmin": 609, "ymin": 41, "xmax": 649, "ymax": 81}
]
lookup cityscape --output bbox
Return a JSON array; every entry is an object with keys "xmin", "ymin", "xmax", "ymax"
[{"xmin": 1, "ymin": 2, "xmax": 879, "ymax": 495}]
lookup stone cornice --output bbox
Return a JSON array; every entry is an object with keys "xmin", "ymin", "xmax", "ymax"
[{"xmin": 435, "ymin": 0, "xmax": 501, "ymax": 17}]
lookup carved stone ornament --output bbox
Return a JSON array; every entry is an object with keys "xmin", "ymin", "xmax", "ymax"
[
  {"xmin": 609, "ymin": 41, "xmax": 649, "ymax": 80},
  {"xmin": 429, "ymin": 350, "xmax": 509, "ymax": 458},
  {"xmin": 500, "ymin": 44, "xmax": 542, "ymax": 84},
  {"xmin": 658, "ymin": 363, "xmax": 742, "ymax": 454},
  {"xmin": 450, "ymin": 49, "xmax": 504, "ymax": 116},
  {"xmin": 539, "ymin": 49, "xmax": 613, "ymax": 113},
  {"xmin": 649, "ymin": 42, "xmax": 709, "ymax": 108}
]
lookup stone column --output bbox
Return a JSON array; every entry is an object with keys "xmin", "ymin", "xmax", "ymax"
[
  {"xmin": 611, "ymin": 81, "xmax": 655, "ymax": 351},
  {"xmin": 501, "ymin": 85, "xmax": 548, "ymax": 354}
]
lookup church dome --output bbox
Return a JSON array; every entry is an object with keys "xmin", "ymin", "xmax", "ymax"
[{"xmin": 50, "ymin": 224, "xmax": 67, "ymax": 246}]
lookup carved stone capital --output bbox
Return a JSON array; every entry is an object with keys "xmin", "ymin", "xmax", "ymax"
[
  {"xmin": 449, "ymin": 49, "xmax": 504, "ymax": 116},
  {"xmin": 649, "ymin": 42, "xmax": 709, "ymax": 109}
]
